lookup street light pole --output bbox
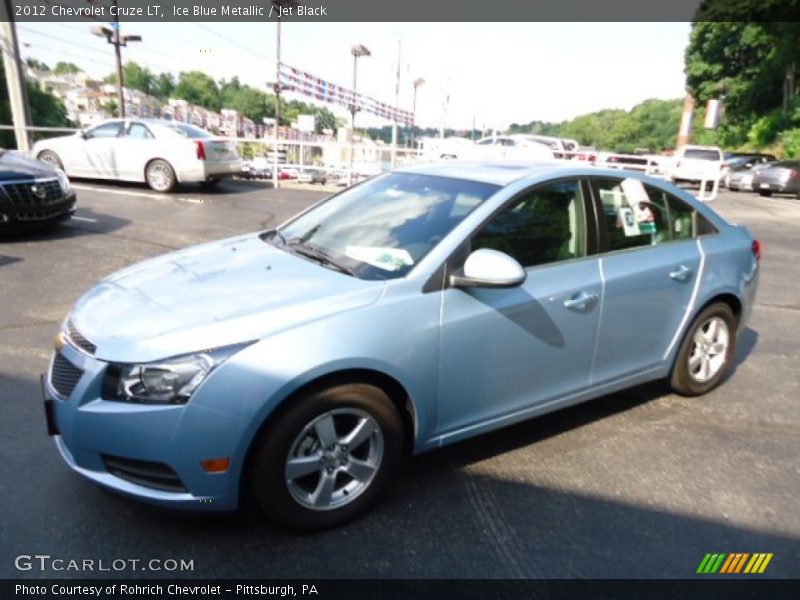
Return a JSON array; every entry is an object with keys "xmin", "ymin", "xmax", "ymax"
[
  {"xmin": 410, "ymin": 78, "xmax": 425, "ymax": 151},
  {"xmin": 272, "ymin": 8, "xmax": 282, "ymax": 189},
  {"xmin": 91, "ymin": 2, "xmax": 141, "ymax": 119},
  {"xmin": 348, "ymin": 43, "xmax": 370, "ymax": 186}
]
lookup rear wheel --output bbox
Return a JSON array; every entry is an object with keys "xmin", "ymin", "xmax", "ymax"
[
  {"xmin": 145, "ymin": 159, "xmax": 176, "ymax": 193},
  {"xmin": 251, "ymin": 383, "xmax": 403, "ymax": 531},
  {"xmin": 759, "ymin": 190, "xmax": 772, "ymax": 197},
  {"xmin": 670, "ymin": 303, "xmax": 737, "ymax": 396},
  {"xmin": 37, "ymin": 150, "xmax": 63, "ymax": 170}
]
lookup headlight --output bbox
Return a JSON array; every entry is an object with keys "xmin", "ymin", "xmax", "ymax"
[
  {"xmin": 102, "ymin": 343, "xmax": 252, "ymax": 405},
  {"xmin": 55, "ymin": 168, "xmax": 72, "ymax": 194}
]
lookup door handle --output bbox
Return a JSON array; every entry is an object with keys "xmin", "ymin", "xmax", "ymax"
[
  {"xmin": 563, "ymin": 291, "xmax": 598, "ymax": 310},
  {"xmin": 669, "ymin": 265, "xmax": 692, "ymax": 281}
]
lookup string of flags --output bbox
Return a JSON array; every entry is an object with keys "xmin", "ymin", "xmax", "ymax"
[{"xmin": 278, "ymin": 63, "xmax": 414, "ymax": 126}]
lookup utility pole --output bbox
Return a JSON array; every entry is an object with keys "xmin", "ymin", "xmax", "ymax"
[
  {"xmin": 91, "ymin": 2, "xmax": 141, "ymax": 119},
  {"xmin": 390, "ymin": 39, "xmax": 401, "ymax": 169},
  {"xmin": 0, "ymin": 0, "xmax": 31, "ymax": 152}
]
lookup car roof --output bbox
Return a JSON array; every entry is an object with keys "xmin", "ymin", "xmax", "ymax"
[{"xmin": 394, "ymin": 161, "xmax": 572, "ymax": 186}]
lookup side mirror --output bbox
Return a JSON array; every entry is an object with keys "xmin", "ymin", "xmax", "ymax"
[{"xmin": 450, "ymin": 248, "xmax": 526, "ymax": 289}]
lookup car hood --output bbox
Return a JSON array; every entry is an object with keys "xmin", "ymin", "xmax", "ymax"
[
  {"xmin": 69, "ymin": 233, "xmax": 385, "ymax": 363},
  {"xmin": 0, "ymin": 149, "xmax": 57, "ymax": 180}
]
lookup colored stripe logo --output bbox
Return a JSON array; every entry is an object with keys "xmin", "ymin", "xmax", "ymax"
[{"xmin": 696, "ymin": 553, "xmax": 773, "ymax": 574}]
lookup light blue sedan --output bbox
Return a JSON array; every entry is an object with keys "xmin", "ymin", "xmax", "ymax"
[{"xmin": 44, "ymin": 162, "xmax": 760, "ymax": 530}]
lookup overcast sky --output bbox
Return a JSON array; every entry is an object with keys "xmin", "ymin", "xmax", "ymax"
[{"xmin": 16, "ymin": 22, "xmax": 692, "ymax": 130}]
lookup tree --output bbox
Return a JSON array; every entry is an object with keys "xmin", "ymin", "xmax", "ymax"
[
  {"xmin": 173, "ymin": 71, "xmax": 221, "ymax": 111},
  {"xmin": 101, "ymin": 100, "xmax": 119, "ymax": 118},
  {"xmin": 153, "ymin": 72, "xmax": 175, "ymax": 100},
  {"xmin": 1, "ymin": 62, "xmax": 71, "ymax": 148},
  {"xmin": 53, "ymin": 62, "xmax": 80, "ymax": 75},
  {"xmin": 105, "ymin": 61, "xmax": 155, "ymax": 95},
  {"xmin": 25, "ymin": 57, "xmax": 49, "ymax": 71}
]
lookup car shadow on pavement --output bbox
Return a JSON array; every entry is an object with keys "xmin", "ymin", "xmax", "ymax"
[
  {"xmin": 71, "ymin": 177, "xmax": 275, "ymax": 196},
  {"xmin": 0, "ymin": 208, "xmax": 130, "ymax": 244}
]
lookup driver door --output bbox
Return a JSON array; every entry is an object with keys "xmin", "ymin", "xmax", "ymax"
[
  {"xmin": 71, "ymin": 121, "xmax": 124, "ymax": 179},
  {"xmin": 435, "ymin": 179, "xmax": 603, "ymax": 437}
]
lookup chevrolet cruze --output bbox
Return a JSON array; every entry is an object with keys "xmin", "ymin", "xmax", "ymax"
[{"xmin": 43, "ymin": 162, "xmax": 760, "ymax": 530}]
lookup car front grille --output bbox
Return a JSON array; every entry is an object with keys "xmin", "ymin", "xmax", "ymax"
[
  {"xmin": 50, "ymin": 352, "xmax": 84, "ymax": 399},
  {"xmin": 0, "ymin": 178, "xmax": 62, "ymax": 207},
  {"xmin": 101, "ymin": 454, "xmax": 187, "ymax": 493},
  {"xmin": 66, "ymin": 319, "xmax": 97, "ymax": 355}
]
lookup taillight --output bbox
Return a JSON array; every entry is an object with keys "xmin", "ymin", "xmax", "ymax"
[
  {"xmin": 194, "ymin": 141, "xmax": 206, "ymax": 160},
  {"xmin": 752, "ymin": 240, "xmax": 761, "ymax": 261},
  {"xmin": 790, "ymin": 169, "xmax": 799, "ymax": 178}
]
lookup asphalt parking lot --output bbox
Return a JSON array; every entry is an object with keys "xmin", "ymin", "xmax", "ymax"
[{"xmin": 1, "ymin": 178, "xmax": 798, "ymax": 579}]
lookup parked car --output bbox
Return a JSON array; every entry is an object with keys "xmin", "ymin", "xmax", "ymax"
[
  {"xmin": 0, "ymin": 147, "xmax": 76, "ymax": 233},
  {"xmin": 670, "ymin": 145, "xmax": 723, "ymax": 185},
  {"xmin": 44, "ymin": 162, "xmax": 759, "ymax": 530},
  {"xmin": 32, "ymin": 119, "xmax": 242, "ymax": 193},
  {"xmin": 752, "ymin": 160, "xmax": 800, "ymax": 197},
  {"xmin": 727, "ymin": 161, "xmax": 777, "ymax": 192},
  {"xmin": 721, "ymin": 154, "xmax": 777, "ymax": 187},
  {"xmin": 469, "ymin": 135, "xmax": 555, "ymax": 161},
  {"xmin": 297, "ymin": 168, "xmax": 327, "ymax": 184}
]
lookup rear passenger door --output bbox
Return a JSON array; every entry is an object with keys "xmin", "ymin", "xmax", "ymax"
[{"xmin": 589, "ymin": 177, "xmax": 702, "ymax": 384}]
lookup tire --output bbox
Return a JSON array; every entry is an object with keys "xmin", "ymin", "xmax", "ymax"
[
  {"xmin": 37, "ymin": 150, "xmax": 63, "ymax": 170},
  {"xmin": 250, "ymin": 383, "xmax": 403, "ymax": 531},
  {"xmin": 758, "ymin": 190, "xmax": 772, "ymax": 197},
  {"xmin": 670, "ymin": 302, "xmax": 737, "ymax": 396},
  {"xmin": 145, "ymin": 159, "xmax": 177, "ymax": 193}
]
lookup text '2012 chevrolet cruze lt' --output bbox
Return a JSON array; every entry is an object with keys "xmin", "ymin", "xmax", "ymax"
[{"xmin": 43, "ymin": 162, "xmax": 759, "ymax": 530}]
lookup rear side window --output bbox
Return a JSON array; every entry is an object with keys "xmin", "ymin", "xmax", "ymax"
[
  {"xmin": 683, "ymin": 149, "xmax": 722, "ymax": 161},
  {"xmin": 593, "ymin": 178, "xmax": 716, "ymax": 252},
  {"xmin": 164, "ymin": 123, "xmax": 213, "ymax": 139},
  {"xmin": 127, "ymin": 123, "xmax": 154, "ymax": 139}
]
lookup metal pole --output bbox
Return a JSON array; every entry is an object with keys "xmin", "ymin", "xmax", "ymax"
[
  {"xmin": 411, "ymin": 85, "xmax": 418, "ymax": 150},
  {"xmin": 0, "ymin": 2, "xmax": 31, "ymax": 152},
  {"xmin": 348, "ymin": 53, "xmax": 358, "ymax": 187},
  {"xmin": 112, "ymin": 0, "xmax": 125, "ymax": 118},
  {"xmin": 390, "ymin": 39, "xmax": 401, "ymax": 169},
  {"xmin": 272, "ymin": 17, "xmax": 281, "ymax": 189}
]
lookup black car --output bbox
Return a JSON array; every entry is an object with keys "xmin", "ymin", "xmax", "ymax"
[{"xmin": 0, "ymin": 148, "xmax": 76, "ymax": 232}]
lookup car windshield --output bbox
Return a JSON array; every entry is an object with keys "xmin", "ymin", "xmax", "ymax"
[
  {"xmin": 163, "ymin": 123, "xmax": 213, "ymax": 139},
  {"xmin": 684, "ymin": 149, "xmax": 721, "ymax": 160},
  {"xmin": 271, "ymin": 172, "xmax": 500, "ymax": 280}
]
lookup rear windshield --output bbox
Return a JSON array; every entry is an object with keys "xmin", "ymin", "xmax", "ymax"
[
  {"xmin": 164, "ymin": 123, "xmax": 213, "ymax": 139},
  {"xmin": 684, "ymin": 149, "xmax": 722, "ymax": 161}
]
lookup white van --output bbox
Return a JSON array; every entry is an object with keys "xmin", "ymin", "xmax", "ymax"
[{"xmin": 670, "ymin": 145, "xmax": 724, "ymax": 185}]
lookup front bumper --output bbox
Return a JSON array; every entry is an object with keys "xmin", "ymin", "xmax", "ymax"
[
  {"xmin": 43, "ymin": 342, "xmax": 250, "ymax": 511},
  {"xmin": 0, "ymin": 189, "xmax": 76, "ymax": 230}
]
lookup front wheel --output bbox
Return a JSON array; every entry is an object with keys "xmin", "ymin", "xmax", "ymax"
[
  {"xmin": 145, "ymin": 159, "xmax": 177, "ymax": 193},
  {"xmin": 758, "ymin": 190, "xmax": 772, "ymax": 197},
  {"xmin": 250, "ymin": 383, "xmax": 403, "ymax": 531},
  {"xmin": 670, "ymin": 303, "xmax": 737, "ymax": 396}
]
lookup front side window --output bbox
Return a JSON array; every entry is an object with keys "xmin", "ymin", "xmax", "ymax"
[
  {"xmin": 275, "ymin": 173, "xmax": 500, "ymax": 280},
  {"xmin": 472, "ymin": 179, "xmax": 586, "ymax": 268}
]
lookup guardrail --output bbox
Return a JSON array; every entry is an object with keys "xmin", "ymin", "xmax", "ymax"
[{"xmin": 0, "ymin": 124, "xmax": 721, "ymax": 199}]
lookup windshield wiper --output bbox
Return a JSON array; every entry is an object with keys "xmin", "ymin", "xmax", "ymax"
[{"xmin": 287, "ymin": 239, "xmax": 356, "ymax": 276}]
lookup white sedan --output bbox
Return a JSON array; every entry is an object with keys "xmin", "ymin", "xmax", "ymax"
[{"xmin": 32, "ymin": 119, "xmax": 242, "ymax": 193}]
